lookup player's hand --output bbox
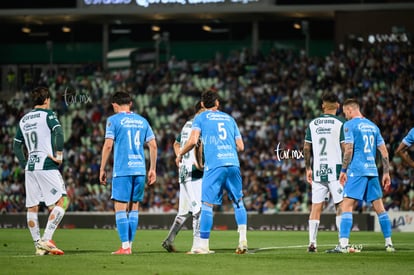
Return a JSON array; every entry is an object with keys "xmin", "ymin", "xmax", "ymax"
[
  {"xmin": 175, "ymin": 154, "xmax": 183, "ymax": 167},
  {"xmin": 48, "ymin": 151, "xmax": 63, "ymax": 165},
  {"xmin": 147, "ymin": 169, "xmax": 156, "ymax": 185},
  {"xmin": 339, "ymin": 172, "xmax": 347, "ymax": 186},
  {"xmin": 100, "ymin": 170, "xmax": 107, "ymax": 185},
  {"xmin": 382, "ymin": 173, "xmax": 391, "ymax": 192},
  {"xmin": 305, "ymin": 169, "xmax": 312, "ymax": 184}
]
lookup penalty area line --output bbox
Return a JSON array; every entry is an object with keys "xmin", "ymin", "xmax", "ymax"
[{"xmin": 250, "ymin": 244, "xmax": 338, "ymax": 253}]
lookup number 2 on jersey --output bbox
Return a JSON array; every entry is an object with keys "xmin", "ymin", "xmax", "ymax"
[
  {"xmin": 319, "ymin": 137, "xmax": 327, "ymax": 156},
  {"xmin": 127, "ymin": 130, "xmax": 141, "ymax": 150}
]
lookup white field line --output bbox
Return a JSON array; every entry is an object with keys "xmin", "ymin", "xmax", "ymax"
[{"xmin": 6, "ymin": 243, "xmax": 413, "ymax": 257}]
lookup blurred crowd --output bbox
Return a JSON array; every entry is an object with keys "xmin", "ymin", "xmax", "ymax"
[{"xmin": 1, "ymin": 43, "xmax": 414, "ymax": 214}]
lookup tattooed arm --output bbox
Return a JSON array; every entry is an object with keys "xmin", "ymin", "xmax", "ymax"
[
  {"xmin": 339, "ymin": 143, "xmax": 353, "ymax": 186},
  {"xmin": 378, "ymin": 143, "xmax": 391, "ymax": 192}
]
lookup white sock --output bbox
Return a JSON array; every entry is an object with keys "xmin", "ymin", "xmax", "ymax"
[
  {"xmin": 27, "ymin": 212, "xmax": 41, "ymax": 243},
  {"xmin": 192, "ymin": 236, "xmax": 201, "ymax": 251},
  {"xmin": 340, "ymin": 238, "xmax": 349, "ymax": 248},
  {"xmin": 238, "ymin": 224, "xmax": 247, "ymax": 243},
  {"xmin": 192, "ymin": 213, "xmax": 200, "ymax": 248},
  {"xmin": 336, "ymin": 215, "xmax": 341, "ymax": 241},
  {"xmin": 200, "ymin": 238, "xmax": 209, "ymax": 250},
  {"xmin": 385, "ymin": 237, "xmax": 393, "ymax": 246},
  {"xmin": 122, "ymin": 241, "xmax": 130, "ymax": 249},
  {"xmin": 42, "ymin": 206, "xmax": 65, "ymax": 241},
  {"xmin": 308, "ymin": 220, "xmax": 319, "ymax": 246}
]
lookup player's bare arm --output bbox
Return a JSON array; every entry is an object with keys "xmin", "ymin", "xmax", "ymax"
[
  {"xmin": 176, "ymin": 129, "xmax": 199, "ymax": 166},
  {"xmin": 194, "ymin": 139, "xmax": 204, "ymax": 171},
  {"xmin": 303, "ymin": 142, "xmax": 312, "ymax": 184},
  {"xmin": 339, "ymin": 143, "xmax": 353, "ymax": 185},
  {"xmin": 99, "ymin": 138, "xmax": 114, "ymax": 185},
  {"xmin": 378, "ymin": 143, "xmax": 391, "ymax": 191},
  {"xmin": 342, "ymin": 143, "xmax": 353, "ymax": 169},
  {"xmin": 236, "ymin": 137, "xmax": 244, "ymax": 152},
  {"xmin": 147, "ymin": 138, "xmax": 157, "ymax": 185},
  {"xmin": 340, "ymin": 142, "xmax": 346, "ymax": 158},
  {"xmin": 395, "ymin": 142, "xmax": 414, "ymax": 168},
  {"xmin": 173, "ymin": 141, "xmax": 180, "ymax": 156}
]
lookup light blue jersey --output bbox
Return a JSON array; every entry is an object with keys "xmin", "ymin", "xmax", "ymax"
[
  {"xmin": 402, "ymin": 127, "xmax": 414, "ymax": 147},
  {"xmin": 192, "ymin": 110, "xmax": 241, "ymax": 171},
  {"xmin": 343, "ymin": 117, "xmax": 384, "ymax": 177},
  {"xmin": 105, "ymin": 112, "xmax": 155, "ymax": 177}
]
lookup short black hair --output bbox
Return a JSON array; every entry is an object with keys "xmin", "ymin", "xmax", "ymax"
[
  {"xmin": 194, "ymin": 100, "xmax": 202, "ymax": 113},
  {"xmin": 31, "ymin": 87, "xmax": 50, "ymax": 106},
  {"xmin": 201, "ymin": 89, "xmax": 218, "ymax": 108},
  {"xmin": 112, "ymin": 91, "xmax": 132, "ymax": 105},
  {"xmin": 321, "ymin": 92, "xmax": 339, "ymax": 103}
]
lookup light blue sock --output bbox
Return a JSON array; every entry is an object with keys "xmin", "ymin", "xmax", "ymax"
[
  {"xmin": 233, "ymin": 201, "xmax": 247, "ymax": 226},
  {"xmin": 378, "ymin": 212, "xmax": 392, "ymax": 238},
  {"xmin": 199, "ymin": 204, "xmax": 213, "ymax": 239},
  {"xmin": 128, "ymin": 210, "xmax": 139, "ymax": 242},
  {"xmin": 339, "ymin": 212, "xmax": 353, "ymax": 239},
  {"xmin": 115, "ymin": 211, "xmax": 129, "ymax": 243}
]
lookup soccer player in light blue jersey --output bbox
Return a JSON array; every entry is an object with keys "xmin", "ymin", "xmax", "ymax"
[
  {"xmin": 395, "ymin": 128, "xmax": 414, "ymax": 168},
  {"xmin": 100, "ymin": 91, "xmax": 157, "ymax": 255},
  {"xmin": 336, "ymin": 98, "xmax": 394, "ymax": 253},
  {"xmin": 176, "ymin": 89, "xmax": 248, "ymax": 254}
]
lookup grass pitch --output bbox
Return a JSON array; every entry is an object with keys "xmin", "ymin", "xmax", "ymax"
[{"xmin": 0, "ymin": 229, "xmax": 413, "ymax": 275}]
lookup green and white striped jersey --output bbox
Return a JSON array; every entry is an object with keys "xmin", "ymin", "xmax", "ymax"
[
  {"xmin": 305, "ymin": 114, "xmax": 345, "ymax": 183},
  {"xmin": 14, "ymin": 108, "xmax": 62, "ymax": 171},
  {"xmin": 176, "ymin": 119, "xmax": 203, "ymax": 183}
]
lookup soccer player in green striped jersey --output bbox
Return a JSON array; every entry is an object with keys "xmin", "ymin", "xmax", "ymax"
[
  {"xmin": 13, "ymin": 87, "xmax": 69, "ymax": 255},
  {"xmin": 304, "ymin": 92, "xmax": 345, "ymax": 253}
]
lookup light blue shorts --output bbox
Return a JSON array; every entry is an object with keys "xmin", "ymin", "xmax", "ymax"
[
  {"xmin": 111, "ymin": 175, "xmax": 145, "ymax": 203},
  {"xmin": 202, "ymin": 166, "xmax": 243, "ymax": 205},
  {"xmin": 343, "ymin": 175, "xmax": 383, "ymax": 202}
]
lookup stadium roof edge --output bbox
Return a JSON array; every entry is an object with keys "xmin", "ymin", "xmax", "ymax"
[{"xmin": 1, "ymin": 3, "xmax": 414, "ymax": 25}]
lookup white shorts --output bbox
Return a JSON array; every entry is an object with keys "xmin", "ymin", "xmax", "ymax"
[
  {"xmin": 311, "ymin": 180, "xmax": 343, "ymax": 204},
  {"xmin": 25, "ymin": 170, "xmax": 67, "ymax": 208},
  {"xmin": 177, "ymin": 178, "xmax": 202, "ymax": 216}
]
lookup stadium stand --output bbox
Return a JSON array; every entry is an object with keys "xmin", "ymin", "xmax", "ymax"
[
  {"xmin": 1, "ymin": 1, "xmax": 414, "ymax": 216},
  {"xmin": 1, "ymin": 42, "xmax": 414, "ymax": 214}
]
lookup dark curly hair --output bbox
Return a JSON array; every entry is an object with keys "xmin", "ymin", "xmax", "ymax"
[{"xmin": 31, "ymin": 87, "xmax": 51, "ymax": 106}]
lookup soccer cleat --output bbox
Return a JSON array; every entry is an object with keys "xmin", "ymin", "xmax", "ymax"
[
  {"xmin": 161, "ymin": 240, "xmax": 177, "ymax": 253},
  {"xmin": 35, "ymin": 248, "xmax": 48, "ymax": 256},
  {"xmin": 37, "ymin": 239, "xmax": 64, "ymax": 255},
  {"xmin": 325, "ymin": 244, "xmax": 340, "ymax": 253},
  {"xmin": 111, "ymin": 247, "xmax": 132, "ymax": 255},
  {"xmin": 188, "ymin": 247, "xmax": 215, "ymax": 254},
  {"xmin": 385, "ymin": 244, "xmax": 395, "ymax": 252},
  {"xmin": 34, "ymin": 240, "xmax": 49, "ymax": 256},
  {"xmin": 326, "ymin": 244, "xmax": 362, "ymax": 253},
  {"xmin": 307, "ymin": 243, "xmax": 317, "ymax": 253},
  {"xmin": 236, "ymin": 241, "xmax": 248, "ymax": 254}
]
